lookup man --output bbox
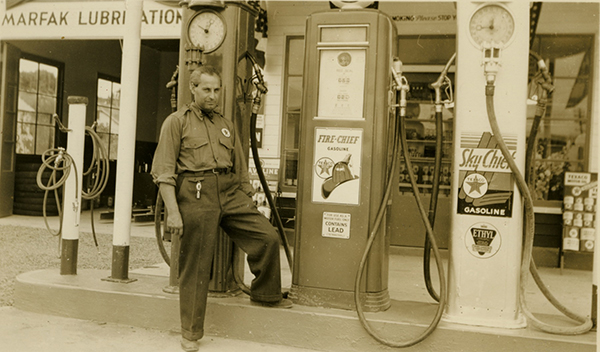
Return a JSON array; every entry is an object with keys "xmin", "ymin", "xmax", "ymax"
[{"xmin": 152, "ymin": 65, "xmax": 291, "ymax": 352}]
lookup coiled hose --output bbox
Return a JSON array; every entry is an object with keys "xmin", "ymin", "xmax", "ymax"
[
  {"xmin": 37, "ymin": 117, "xmax": 110, "ymax": 249},
  {"xmin": 485, "ymin": 81, "xmax": 593, "ymax": 335},
  {"xmin": 354, "ymin": 87, "xmax": 446, "ymax": 347}
]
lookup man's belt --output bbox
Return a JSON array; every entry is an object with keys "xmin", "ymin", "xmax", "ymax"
[{"xmin": 179, "ymin": 168, "xmax": 232, "ymax": 177}]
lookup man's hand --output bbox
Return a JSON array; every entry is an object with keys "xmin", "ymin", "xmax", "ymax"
[
  {"xmin": 167, "ymin": 210, "xmax": 183, "ymax": 238},
  {"xmin": 159, "ymin": 183, "xmax": 183, "ymax": 237}
]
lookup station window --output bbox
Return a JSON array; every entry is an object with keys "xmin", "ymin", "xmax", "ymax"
[
  {"xmin": 528, "ymin": 35, "xmax": 594, "ymax": 204},
  {"xmin": 96, "ymin": 76, "xmax": 121, "ymax": 160},
  {"xmin": 16, "ymin": 57, "xmax": 60, "ymax": 155},
  {"xmin": 280, "ymin": 36, "xmax": 305, "ymax": 193}
]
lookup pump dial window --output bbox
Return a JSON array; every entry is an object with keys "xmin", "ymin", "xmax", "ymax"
[
  {"xmin": 468, "ymin": 4, "xmax": 515, "ymax": 48},
  {"xmin": 187, "ymin": 10, "xmax": 226, "ymax": 53}
]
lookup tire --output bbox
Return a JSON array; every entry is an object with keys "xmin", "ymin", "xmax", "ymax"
[{"xmin": 14, "ymin": 162, "xmax": 61, "ymax": 216}]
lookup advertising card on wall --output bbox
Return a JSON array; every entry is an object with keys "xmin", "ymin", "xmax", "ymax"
[
  {"xmin": 562, "ymin": 172, "xmax": 597, "ymax": 252},
  {"xmin": 312, "ymin": 127, "xmax": 362, "ymax": 205}
]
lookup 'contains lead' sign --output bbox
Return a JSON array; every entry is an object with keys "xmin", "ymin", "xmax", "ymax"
[
  {"xmin": 457, "ymin": 132, "xmax": 516, "ymax": 218},
  {"xmin": 322, "ymin": 212, "xmax": 351, "ymax": 239}
]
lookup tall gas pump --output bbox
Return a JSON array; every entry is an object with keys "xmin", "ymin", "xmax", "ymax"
[
  {"xmin": 169, "ymin": 0, "xmax": 260, "ymax": 294},
  {"xmin": 290, "ymin": 7, "xmax": 396, "ymax": 311},
  {"xmin": 446, "ymin": 1, "xmax": 529, "ymax": 329}
]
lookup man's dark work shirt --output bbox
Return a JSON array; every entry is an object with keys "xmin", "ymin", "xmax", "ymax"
[{"xmin": 152, "ymin": 103, "xmax": 254, "ymax": 196}]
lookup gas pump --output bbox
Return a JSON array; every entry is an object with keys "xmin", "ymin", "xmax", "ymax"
[
  {"xmin": 291, "ymin": 8, "xmax": 397, "ymax": 311},
  {"xmin": 447, "ymin": 2, "xmax": 593, "ymax": 334},
  {"xmin": 158, "ymin": 0, "xmax": 262, "ymax": 295}
]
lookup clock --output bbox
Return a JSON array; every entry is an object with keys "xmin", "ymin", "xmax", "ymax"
[
  {"xmin": 468, "ymin": 4, "xmax": 515, "ymax": 49},
  {"xmin": 186, "ymin": 9, "xmax": 227, "ymax": 53}
]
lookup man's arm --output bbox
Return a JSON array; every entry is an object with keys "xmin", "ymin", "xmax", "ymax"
[
  {"xmin": 152, "ymin": 110, "xmax": 186, "ymax": 236},
  {"xmin": 159, "ymin": 183, "xmax": 183, "ymax": 238}
]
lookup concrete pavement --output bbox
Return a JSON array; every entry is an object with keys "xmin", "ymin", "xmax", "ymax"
[
  {"xmin": 2, "ymin": 210, "xmax": 597, "ymax": 351},
  {"xmin": 0, "ymin": 306, "xmax": 320, "ymax": 352}
]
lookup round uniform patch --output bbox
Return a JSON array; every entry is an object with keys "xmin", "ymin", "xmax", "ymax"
[{"xmin": 221, "ymin": 128, "xmax": 231, "ymax": 138}]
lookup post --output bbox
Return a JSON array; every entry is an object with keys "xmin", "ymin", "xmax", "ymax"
[
  {"xmin": 106, "ymin": 0, "xmax": 143, "ymax": 283},
  {"xmin": 60, "ymin": 96, "xmax": 88, "ymax": 275}
]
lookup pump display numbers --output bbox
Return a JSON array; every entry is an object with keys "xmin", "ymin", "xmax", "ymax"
[
  {"xmin": 316, "ymin": 49, "xmax": 366, "ymax": 119},
  {"xmin": 468, "ymin": 4, "xmax": 515, "ymax": 48}
]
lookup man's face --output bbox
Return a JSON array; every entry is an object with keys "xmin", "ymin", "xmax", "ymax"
[{"xmin": 191, "ymin": 73, "xmax": 221, "ymax": 112}]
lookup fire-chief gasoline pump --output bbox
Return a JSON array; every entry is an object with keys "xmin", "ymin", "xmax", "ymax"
[
  {"xmin": 162, "ymin": 0, "xmax": 262, "ymax": 294},
  {"xmin": 290, "ymin": 8, "xmax": 397, "ymax": 311}
]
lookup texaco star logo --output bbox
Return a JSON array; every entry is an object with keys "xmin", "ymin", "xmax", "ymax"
[
  {"xmin": 315, "ymin": 157, "xmax": 334, "ymax": 179},
  {"xmin": 463, "ymin": 173, "xmax": 488, "ymax": 199}
]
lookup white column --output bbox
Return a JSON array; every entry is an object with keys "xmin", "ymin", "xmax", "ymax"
[{"xmin": 109, "ymin": 0, "xmax": 143, "ymax": 281}]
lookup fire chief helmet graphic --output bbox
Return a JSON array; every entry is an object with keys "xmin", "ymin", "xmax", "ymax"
[{"xmin": 321, "ymin": 154, "xmax": 359, "ymax": 198}]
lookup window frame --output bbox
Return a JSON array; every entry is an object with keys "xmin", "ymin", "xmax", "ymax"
[
  {"xmin": 16, "ymin": 53, "xmax": 63, "ymax": 156},
  {"xmin": 95, "ymin": 73, "xmax": 121, "ymax": 161},
  {"xmin": 528, "ymin": 34, "xmax": 594, "ymax": 206},
  {"xmin": 279, "ymin": 35, "xmax": 305, "ymax": 194}
]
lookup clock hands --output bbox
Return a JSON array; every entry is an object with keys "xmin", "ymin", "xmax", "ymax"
[{"xmin": 197, "ymin": 19, "xmax": 215, "ymax": 34}]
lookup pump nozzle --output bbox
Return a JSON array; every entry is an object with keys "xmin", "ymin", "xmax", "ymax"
[
  {"xmin": 430, "ymin": 53, "xmax": 456, "ymax": 107},
  {"xmin": 391, "ymin": 58, "xmax": 404, "ymax": 89},
  {"xmin": 244, "ymin": 51, "xmax": 268, "ymax": 94}
]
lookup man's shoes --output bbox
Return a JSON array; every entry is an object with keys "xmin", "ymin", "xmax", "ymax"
[
  {"xmin": 181, "ymin": 337, "xmax": 199, "ymax": 352},
  {"xmin": 250, "ymin": 298, "xmax": 293, "ymax": 309}
]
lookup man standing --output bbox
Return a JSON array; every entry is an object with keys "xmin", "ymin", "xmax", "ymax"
[{"xmin": 152, "ymin": 65, "xmax": 291, "ymax": 352}]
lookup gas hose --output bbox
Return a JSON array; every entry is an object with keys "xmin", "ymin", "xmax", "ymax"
[
  {"xmin": 485, "ymin": 80, "xmax": 593, "ymax": 335},
  {"xmin": 423, "ymin": 52, "xmax": 456, "ymax": 303},
  {"xmin": 354, "ymin": 84, "xmax": 446, "ymax": 347}
]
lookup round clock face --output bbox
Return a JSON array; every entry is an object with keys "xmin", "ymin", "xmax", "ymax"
[
  {"xmin": 187, "ymin": 10, "xmax": 226, "ymax": 53},
  {"xmin": 468, "ymin": 4, "xmax": 515, "ymax": 48}
]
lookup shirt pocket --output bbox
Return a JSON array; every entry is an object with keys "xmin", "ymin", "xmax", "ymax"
[
  {"xmin": 218, "ymin": 136, "xmax": 234, "ymax": 150},
  {"xmin": 182, "ymin": 137, "xmax": 209, "ymax": 150},
  {"xmin": 181, "ymin": 137, "xmax": 210, "ymax": 168},
  {"xmin": 215, "ymin": 136, "xmax": 234, "ymax": 167}
]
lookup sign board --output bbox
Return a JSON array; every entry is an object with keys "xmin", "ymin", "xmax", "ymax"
[
  {"xmin": 322, "ymin": 211, "xmax": 351, "ymax": 239},
  {"xmin": 0, "ymin": 1, "xmax": 182, "ymax": 40}
]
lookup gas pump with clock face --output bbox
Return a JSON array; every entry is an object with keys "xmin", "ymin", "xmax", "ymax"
[
  {"xmin": 171, "ymin": 0, "xmax": 260, "ymax": 294},
  {"xmin": 445, "ymin": 2, "xmax": 529, "ymax": 329}
]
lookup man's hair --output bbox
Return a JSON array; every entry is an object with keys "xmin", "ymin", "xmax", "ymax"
[{"xmin": 190, "ymin": 65, "xmax": 222, "ymax": 86}]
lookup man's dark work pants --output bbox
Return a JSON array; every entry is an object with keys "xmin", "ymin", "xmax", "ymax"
[{"xmin": 176, "ymin": 171, "xmax": 282, "ymax": 341}]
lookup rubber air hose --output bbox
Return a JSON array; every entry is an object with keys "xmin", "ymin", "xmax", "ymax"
[
  {"xmin": 37, "ymin": 148, "xmax": 76, "ymax": 237},
  {"xmin": 485, "ymin": 81, "xmax": 592, "ymax": 335},
  {"xmin": 81, "ymin": 126, "xmax": 110, "ymax": 248},
  {"xmin": 354, "ymin": 87, "xmax": 446, "ymax": 348}
]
